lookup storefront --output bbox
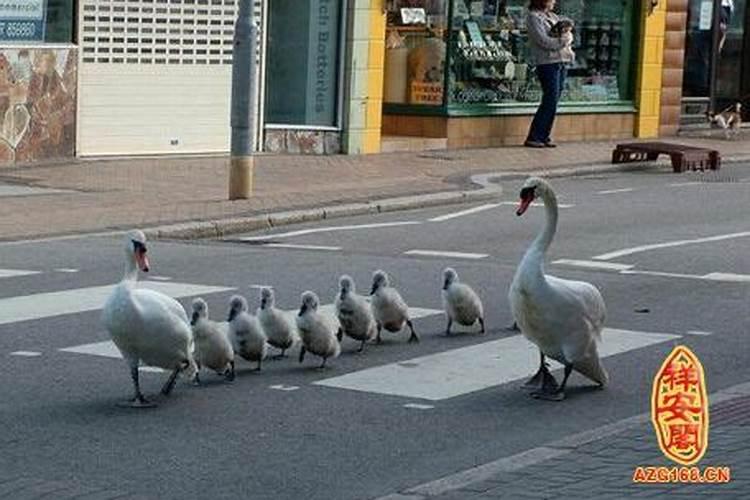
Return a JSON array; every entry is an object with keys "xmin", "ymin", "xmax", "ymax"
[
  {"xmin": 262, "ymin": 0, "xmax": 347, "ymax": 153},
  {"xmin": 0, "ymin": 0, "xmax": 77, "ymax": 165},
  {"xmin": 681, "ymin": 0, "xmax": 747, "ymax": 122},
  {"xmin": 380, "ymin": 0, "xmax": 641, "ymax": 148}
]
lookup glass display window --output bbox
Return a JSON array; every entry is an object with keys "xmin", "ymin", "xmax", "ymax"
[
  {"xmin": 447, "ymin": 0, "xmax": 637, "ymax": 107},
  {"xmin": 384, "ymin": 1, "xmax": 450, "ymax": 106}
]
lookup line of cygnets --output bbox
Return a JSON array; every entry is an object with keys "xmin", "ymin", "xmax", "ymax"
[
  {"xmin": 191, "ymin": 266, "xmax": 485, "ymax": 379},
  {"xmin": 102, "ymin": 231, "xmax": 484, "ymax": 408}
]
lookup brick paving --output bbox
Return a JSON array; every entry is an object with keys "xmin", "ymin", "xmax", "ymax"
[
  {"xmin": 420, "ymin": 395, "xmax": 750, "ymax": 500},
  {"xmin": 0, "ymin": 135, "xmax": 748, "ymax": 241}
]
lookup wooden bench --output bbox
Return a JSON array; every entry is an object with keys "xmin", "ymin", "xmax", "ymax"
[{"xmin": 612, "ymin": 142, "xmax": 721, "ymax": 173}]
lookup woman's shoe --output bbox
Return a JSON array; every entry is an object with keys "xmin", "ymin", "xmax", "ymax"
[
  {"xmin": 524, "ymin": 140, "xmax": 546, "ymax": 148},
  {"xmin": 544, "ymin": 141, "xmax": 557, "ymax": 148}
]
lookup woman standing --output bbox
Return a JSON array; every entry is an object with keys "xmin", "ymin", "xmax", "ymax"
[{"xmin": 524, "ymin": 0, "xmax": 574, "ymax": 148}]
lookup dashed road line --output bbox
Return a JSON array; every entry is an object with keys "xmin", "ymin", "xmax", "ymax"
[
  {"xmin": 597, "ymin": 188, "xmax": 634, "ymax": 194},
  {"xmin": 404, "ymin": 249, "xmax": 488, "ymax": 260},
  {"xmin": 403, "ymin": 403, "xmax": 434, "ymax": 410},
  {"xmin": 0, "ymin": 268, "xmax": 40, "ymax": 278},
  {"xmin": 269, "ymin": 384, "xmax": 300, "ymax": 392},
  {"xmin": 9, "ymin": 351, "xmax": 42, "ymax": 357},
  {"xmin": 686, "ymin": 330, "xmax": 713, "ymax": 336},
  {"xmin": 428, "ymin": 203, "xmax": 500, "ymax": 222}
]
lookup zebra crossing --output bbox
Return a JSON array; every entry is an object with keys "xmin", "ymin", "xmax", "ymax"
[{"xmin": 1, "ymin": 267, "xmax": 683, "ymax": 402}]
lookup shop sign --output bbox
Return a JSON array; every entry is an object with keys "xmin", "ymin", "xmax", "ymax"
[
  {"xmin": 0, "ymin": 0, "xmax": 46, "ymax": 42},
  {"xmin": 306, "ymin": 0, "xmax": 339, "ymax": 126}
]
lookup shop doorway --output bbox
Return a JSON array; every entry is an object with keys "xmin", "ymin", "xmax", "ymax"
[{"xmin": 682, "ymin": 0, "xmax": 748, "ymax": 124}]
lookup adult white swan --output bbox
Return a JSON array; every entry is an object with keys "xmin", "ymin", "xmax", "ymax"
[
  {"xmin": 509, "ymin": 178, "xmax": 608, "ymax": 401},
  {"xmin": 102, "ymin": 230, "xmax": 197, "ymax": 407}
]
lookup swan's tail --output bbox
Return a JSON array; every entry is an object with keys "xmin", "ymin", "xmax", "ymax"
[{"xmin": 574, "ymin": 354, "xmax": 609, "ymax": 387}]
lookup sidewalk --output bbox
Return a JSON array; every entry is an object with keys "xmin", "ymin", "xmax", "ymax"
[
  {"xmin": 383, "ymin": 382, "xmax": 750, "ymax": 500},
  {"xmin": 0, "ymin": 135, "xmax": 748, "ymax": 241}
]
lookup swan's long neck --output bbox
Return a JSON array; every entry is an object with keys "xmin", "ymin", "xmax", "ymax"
[
  {"xmin": 122, "ymin": 253, "xmax": 139, "ymax": 283},
  {"xmin": 519, "ymin": 188, "xmax": 558, "ymax": 279},
  {"xmin": 532, "ymin": 189, "xmax": 558, "ymax": 255}
]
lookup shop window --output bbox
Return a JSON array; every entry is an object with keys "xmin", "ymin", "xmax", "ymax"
[
  {"xmin": 448, "ymin": 0, "xmax": 636, "ymax": 106},
  {"xmin": 0, "ymin": 0, "xmax": 75, "ymax": 43},
  {"xmin": 264, "ymin": 0, "xmax": 345, "ymax": 127},
  {"xmin": 383, "ymin": 1, "xmax": 637, "ymax": 112},
  {"xmin": 384, "ymin": 1, "xmax": 450, "ymax": 106}
]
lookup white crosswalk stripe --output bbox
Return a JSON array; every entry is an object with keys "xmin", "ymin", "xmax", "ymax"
[
  {"xmin": 0, "ymin": 268, "xmax": 41, "ymax": 278},
  {"xmin": 314, "ymin": 328, "xmax": 681, "ymax": 401},
  {"xmin": 0, "ymin": 281, "xmax": 234, "ymax": 326}
]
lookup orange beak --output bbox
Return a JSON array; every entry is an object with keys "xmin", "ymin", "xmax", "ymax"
[
  {"xmin": 135, "ymin": 249, "xmax": 150, "ymax": 272},
  {"xmin": 516, "ymin": 197, "xmax": 533, "ymax": 216}
]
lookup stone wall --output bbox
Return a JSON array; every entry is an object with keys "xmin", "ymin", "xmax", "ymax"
[{"xmin": 0, "ymin": 47, "xmax": 77, "ymax": 166}]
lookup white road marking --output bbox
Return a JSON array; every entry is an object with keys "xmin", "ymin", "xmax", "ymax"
[
  {"xmin": 0, "ymin": 268, "xmax": 40, "ymax": 278},
  {"xmin": 702, "ymin": 272, "xmax": 750, "ymax": 283},
  {"xmin": 686, "ymin": 330, "xmax": 713, "ymax": 336},
  {"xmin": 238, "ymin": 221, "xmax": 421, "ymax": 241},
  {"xmin": 619, "ymin": 269, "xmax": 705, "ymax": 280},
  {"xmin": 403, "ymin": 403, "xmax": 434, "ymax": 410},
  {"xmin": 620, "ymin": 269, "xmax": 750, "ymax": 282},
  {"xmin": 428, "ymin": 203, "xmax": 500, "ymax": 222},
  {"xmin": 54, "ymin": 268, "xmax": 79, "ymax": 273},
  {"xmin": 594, "ymin": 231, "xmax": 750, "ymax": 260},
  {"xmin": 0, "ymin": 281, "xmax": 234, "ymax": 326},
  {"xmin": 139, "ymin": 366, "xmax": 165, "ymax": 373},
  {"xmin": 60, "ymin": 340, "xmax": 125, "ymax": 359},
  {"xmin": 404, "ymin": 250, "xmax": 489, "ymax": 260},
  {"xmin": 498, "ymin": 201, "xmax": 574, "ymax": 209},
  {"xmin": 552, "ymin": 259, "xmax": 634, "ymax": 272},
  {"xmin": 315, "ymin": 328, "xmax": 680, "ymax": 401},
  {"xmin": 597, "ymin": 188, "xmax": 634, "ymax": 194},
  {"xmin": 149, "ymin": 275, "xmax": 173, "ymax": 281},
  {"xmin": 269, "ymin": 384, "xmax": 300, "ymax": 392},
  {"xmin": 10, "ymin": 351, "xmax": 42, "ymax": 357},
  {"xmin": 263, "ymin": 243, "xmax": 342, "ymax": 251}
]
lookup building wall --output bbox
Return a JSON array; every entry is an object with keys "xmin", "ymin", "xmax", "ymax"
[
  {"xmin": 660, "ymin": 0, "xmax": 689, "ymax": 136},
  {"xmin": 0, "ymin": 47, "xmax": 77, "ymax": 166},
  {"xmin": 342, "ymin": 0, "xmax": 385, "ymax": 154},
  {"xmin": 634, "ymin": 2, "xmax": 668, "ymax": 138},
  {"xmin": 383, "ymin": 112, "xmax": 634, "ymax": 149}
]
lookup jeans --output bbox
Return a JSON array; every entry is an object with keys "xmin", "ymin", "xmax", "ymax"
[{"xmin": 527, "ymin": 63, "xmax": 566, "ymax": 143}]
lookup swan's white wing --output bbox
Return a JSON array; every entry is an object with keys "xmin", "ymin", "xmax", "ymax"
[
  {"xmin": 546, "ymin": 275, "xmax": 606, "ymax": 339},
  {"xmin": 135, "ymin": 288, "xmax": 190, "ymax": 325}
]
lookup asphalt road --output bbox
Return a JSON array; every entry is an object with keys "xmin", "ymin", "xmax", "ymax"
[{"xmin": 0, "ymin": 164, "xmax": 748, "ymax": 499}]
